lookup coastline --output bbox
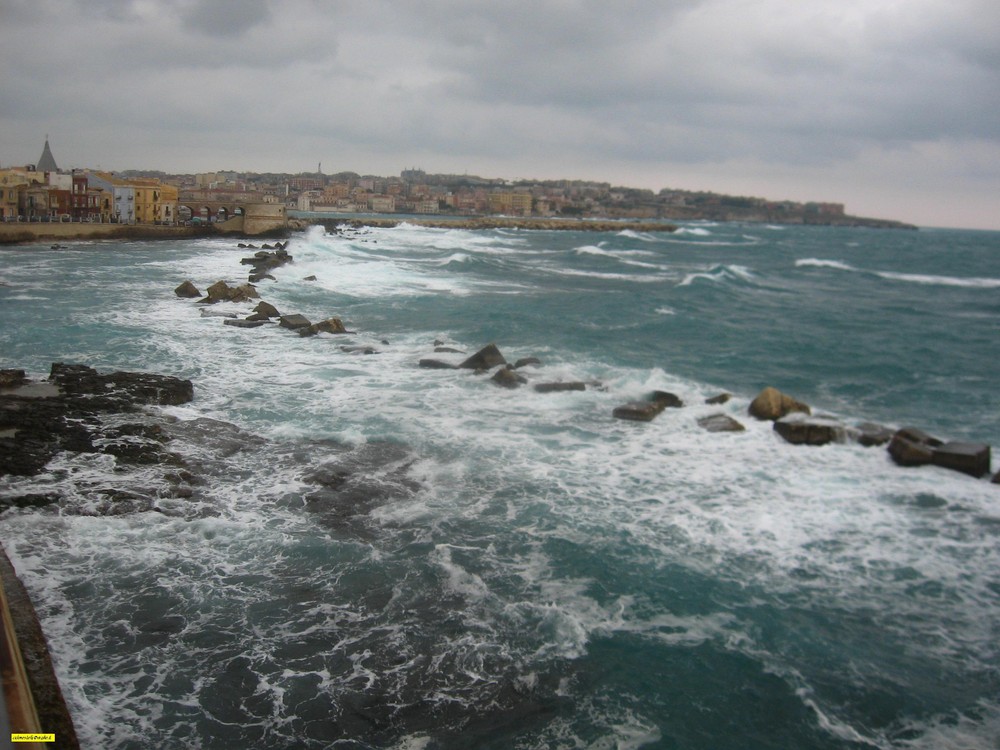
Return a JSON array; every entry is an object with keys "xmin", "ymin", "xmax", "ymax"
[{"xmin": 299, "ymin": 216, "xmax": 679, "ymax": 233}]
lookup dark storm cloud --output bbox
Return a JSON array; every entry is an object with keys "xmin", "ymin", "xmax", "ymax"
[{"xmin": 1, "ymin": 0, "xmax": 998, "ymax": 227}]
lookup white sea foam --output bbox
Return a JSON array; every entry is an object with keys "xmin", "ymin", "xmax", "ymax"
[
  {"xmin": 796, "ymin": 257, "xmax": 857, "ymax": 271},
  {"xmin": 797, "ymin": 257, "xmax": 1000, "ymax": 288}
]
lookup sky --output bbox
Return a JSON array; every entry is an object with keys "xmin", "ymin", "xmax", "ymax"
[{"xmin": 2, "ymin": 0, "xmax": 998, "ymax": 229}]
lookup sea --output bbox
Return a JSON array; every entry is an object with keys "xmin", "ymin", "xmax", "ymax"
[{"xmin": 1, "ymin": 220, "xmax": 998, "ymax": 749}]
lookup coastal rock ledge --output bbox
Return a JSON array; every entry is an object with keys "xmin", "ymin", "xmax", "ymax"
[{"xmin": 0, "ymin": 364, "xmax": 193, "ymax": 481}]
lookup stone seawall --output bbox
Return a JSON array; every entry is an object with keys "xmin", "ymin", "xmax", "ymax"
[
  {"xmin": 0, "ymin": 223, "xmax": 217, "ymax": 245},
  {"xmin": 0, "ymin": 546, "xmax": 80, "ymax": 748}
]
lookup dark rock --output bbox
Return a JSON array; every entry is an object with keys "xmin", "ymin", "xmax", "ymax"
[
  {"xmin": 774, "ymin": 414, "xmax": 846, "ymax": 446},
  {"xmin": 748, "ymin": 387, "xmax": 811, "ymax": 421},
  {"xmin": 434, "ymin": 347, "xmax": 464, "ymax": 354},
  {"xmin": 931, "ymin": 442, "xmax": 991, "ymax": 478},
  {"xmin": 888, "ymin": 428, "xmax": 939, "ymax": 467},
  {"xmin": 204, "ymin": 280, "xmax": 233, "ymax": 303},
  {"xmin": 993, "ymin": 471, "xmax": 1000, "ymax": 485},
  {"xmin": 340, "ymin": 346, "xmax": 376, "ymax": 355},
  {"xmin": 534, "ymin": 382, "xmax": 586, "ymax": 393},
  {"xmin": 302, "ymin": 317, "xmax": 349, "ymax": 336},
  {"xmin": 279, "ymin": 314, "xmax": 312, "ymax": 331},
  {"xmin": 613, "ymin": 400, "xmax": 666, "ymax": 422},
  {"xmin": 102, "ymin": 370, "xmax": 194, "ymax": 407},
  {"xmin": 174, "ymin": 280, "xmax": 201, "ymax": 298},
  {"xmin": 854, "ymin": 422, "xmax": 895, "ymax": 447},
  {"xmin": 514, "ymin": 357, "xmax": 542, "ymax": 369},
  {"xmin": 491, "ymin": 367, "xmax": 527, "ymax": 389},
  {"xmin": 303, "ymin": 275, "xmax": 317, "ymax": 281},
  {"xmin": 254, "ymin": 301, "xmax": 280, "ymax": 318},
  {"xmin": 612, "ymin": 391, "xmax": 682, "ymax": 422},
  {"xmin": 895, "ymin": 426, "xmax": 943, "ymax": 448},
  {"xmin": 0, "ymin": 369, "xmax": 27, "ymax": 389},
  {"xmin": 459, "ymin": 343, "xmax": 507, "ymax": 370},
  {"xmin": 705, "ymin": 393, "xmax": 732, "ymax": 405},
  {"xmin": 228, "ymin": 283, "xmax": 260, "ymax": 303},
  {"xmin": 697, "ymin": 413, "xmax": 746, "ymax": 432},
  {"xmin": 0, "ymin": 365, "xmax": 193, "ymax": 478},
  {"xmin": 224, "ymin": 318, "xmax": 268, "ymax": 328},
  {"xmin": 244, "ymin": 313, "xmax": 272, "ymax": 322},
  {"xmin": 652, "ymin": 391, "xmax": 684, "ymax": 408},
  {"xmin": 419, "ymin": 359, "xmax": 456, "ymax": 369}
]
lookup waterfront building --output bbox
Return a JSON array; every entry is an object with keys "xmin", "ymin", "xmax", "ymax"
[{"xmin": 88, "ymin": 172, "xmax": 137, "ymax": 224}]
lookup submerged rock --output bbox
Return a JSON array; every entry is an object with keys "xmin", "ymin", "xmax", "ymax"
[
  {"xmin": 491, "ymin": 367, "xmax": 528, "ymax": 389},
  {"xmin": 773, "ymin": 414, "xmax": 847, "ymax": 446},
  {"xmin": 854, "ymin": 422, "xmax": 895, "ymax": 447},
  {"xmin": 534, "ymin": 382, "xmax": 587, "ymax": 393},
  {"xmin": 613, "ymin": 391, "xmax": 683, "ymax": 422},
  {"xmin": 224, "ymin": 318, "xmax": 268, "ymax": 329},
  {"xmin": 419, "ymin": 359, "xmax": 456, "ymax": 370},
  {"xmin": 697, "ymin": 413, "xmax": 746, "ymax": 432},
  {"xmin": 705, "ymin": 393, "xmax": 732, "ymax": 405},
  {"xmin": 514, "ymin": 357, "xmax": 542, "ymax": 369}
]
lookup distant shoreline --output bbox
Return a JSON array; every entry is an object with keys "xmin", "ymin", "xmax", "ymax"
[{"xmin": 298, "ymin": 216, "xmax": 679, "ymax": 233}]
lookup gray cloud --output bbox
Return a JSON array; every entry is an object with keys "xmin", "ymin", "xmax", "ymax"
[{"xmin": 1, "ymin": 0, "xmax": 998, "ymax": 227}]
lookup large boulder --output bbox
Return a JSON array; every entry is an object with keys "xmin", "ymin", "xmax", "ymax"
[
  {"xmin": 931, "ymin": 442, "xmax": 991, "ymax": 478},
  {"xmin": 305, "ymin": 317, "xmax": 349, "ymax": 336},
  {"xmin": 459, "ymin": 343, "xmax": 507, "ymax": 370},
  {"xmin": 174, "ymin": 280, "xmax": 201, "ymax": 298},
  {"xmin": 203, "ymin": 280, "xmax": 233, "ymax": 303},
  {"xmin": 279, "ymin": 314, "xmax": 312, "ymax": 331},
  {"xmin": 748, "ymin": 387, "xmax": 811, "ymax": 421},
  {"xmin": 228, "ymin": 283, "xmax": 260, "ymax": 303},
  {"xmin": 774, "ymin": 414, "xmax": 846, "ymax": 446},
  {"xmin": 254, "ymin": 301, "xmax": 279, "ymax": 318},
  {"xmin": 887, "ymin": 427, "xmax": 941, "ymax": 467}
]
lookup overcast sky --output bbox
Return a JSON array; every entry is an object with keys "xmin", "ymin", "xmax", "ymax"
[{"xmin": 2, "ymin": 0, "xmax": 998, "ymax": 229}]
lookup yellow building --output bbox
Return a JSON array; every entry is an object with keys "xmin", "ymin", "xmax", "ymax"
[
  {"xmin": 487, "ymin": 191, "xmax": 533, "ymax": 216},
  {"xmin": 131, "ymin": 179, "xmax": 179, "ymax": 224},
  {"xmin": 0, "ymin": 168, "xmax": 42, "ymax": 220}
]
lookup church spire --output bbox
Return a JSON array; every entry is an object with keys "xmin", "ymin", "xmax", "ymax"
[{"xmin": 37, "ymin": 136, "xmax": 58, "ymax": 172}]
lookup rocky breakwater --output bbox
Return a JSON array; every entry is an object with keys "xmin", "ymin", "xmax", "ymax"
[
  {"xmin": 744, "ymin": 385, "xmax": 996, "ymax": 482},
  {"xmin": 0, "ymin": 364, "xmax": 197, "ymax": 513}
]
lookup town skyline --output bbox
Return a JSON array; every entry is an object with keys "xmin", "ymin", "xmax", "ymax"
[{"xmin": 2, "ymin": 1, "xmax": 997, "ymax": 230}]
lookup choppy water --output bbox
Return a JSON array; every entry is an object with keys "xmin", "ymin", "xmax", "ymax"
[{"xmin": 1, "ymin": 221, "xmax": 999, "ymax": 749}]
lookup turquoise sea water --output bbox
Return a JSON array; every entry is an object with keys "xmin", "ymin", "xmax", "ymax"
[{"xmin": 1, "ymin": 222, "xmax": 998, "ymax": 749}]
